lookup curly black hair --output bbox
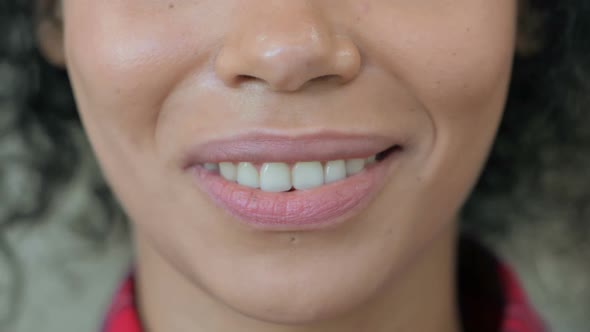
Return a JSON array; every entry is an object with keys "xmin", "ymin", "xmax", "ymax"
[
  {"xmin": 0, "ymin": 0, "xmax": 126, "ymax": 325},
  {"xmin": 0, "ymin": 0, "xmax": 589, "ymax": 328},
  {"xmin": 464, "ymin": 0, "xmax": 590, "ymax": 234}
]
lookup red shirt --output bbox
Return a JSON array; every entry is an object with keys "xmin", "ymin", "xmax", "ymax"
[{"xmin": 102, "ymin": 239, "xmax": 548, "ymax": 332}]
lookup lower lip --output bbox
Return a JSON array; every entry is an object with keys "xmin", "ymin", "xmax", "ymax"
[{"xmin": 189, "ymin": 155, "xmax": 398, "ymax": 231}]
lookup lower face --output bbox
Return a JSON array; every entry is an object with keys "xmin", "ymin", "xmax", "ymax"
[{"xmin": 61, "ymin": 0, "xmax": 516, "ymax": 324}]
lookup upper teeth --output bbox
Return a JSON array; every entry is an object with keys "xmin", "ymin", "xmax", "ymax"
[{"xmin": 202, "ymin": 155, "xmax": 377, "ymax": 192}]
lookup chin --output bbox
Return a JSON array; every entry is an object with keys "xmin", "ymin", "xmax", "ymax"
[
  {"xmin": 221, "ymin": 284, "xmax": 371, "ymax": 326},
  {"xmin": 195, "ymin": 257, "xmax": 388, "ymax": 326}
]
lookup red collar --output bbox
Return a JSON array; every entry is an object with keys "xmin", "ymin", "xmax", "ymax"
[
  {"xmin": 102, "ymin": 277, "xmax": 142, "ymax": 332},
  {"xmin": 102, "ymin": 239, "xmax": 547, "ymax": 332}
]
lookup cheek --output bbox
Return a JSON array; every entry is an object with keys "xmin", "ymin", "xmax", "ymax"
[
  {"xmin": 356, "ymin": 0, "xmax": 517, "ymax": 234},
  {"xmin": 363, "ymin": 0, "xmax": 516, "ymax": 119},
  {"xmin": 62, "ymin": 1, "xmax": 221, "ymax": 149},
  {"xmin": 366, "ymin": 0, "xmax": 516, "ymax": 171},
  {"xmin": 412, "ymin": 5, "xmax": 516, "ymax": 203},
  {"xmin": 415, "ymin": 9, "xmax": 516, "ymax": 175},
  {"xmin": 61, "ymin": 3, "xmax": 204, "ymax": 230}
]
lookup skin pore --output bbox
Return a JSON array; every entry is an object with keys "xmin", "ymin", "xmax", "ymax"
[{"xmin": 39, "ymin": 0, "xmax": 517, "ymax": 331}]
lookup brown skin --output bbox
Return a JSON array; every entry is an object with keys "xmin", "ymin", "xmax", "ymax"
[{"xmin": 39, "ymin": 0, "xmax": 517, "ymax": 331}]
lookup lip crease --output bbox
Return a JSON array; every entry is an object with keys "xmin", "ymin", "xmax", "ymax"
[{"xmin": 183, "ymin": 131, "xmax": 402, "ymax": 231}]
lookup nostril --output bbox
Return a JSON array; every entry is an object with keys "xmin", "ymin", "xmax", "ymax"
[
  {"xmin": 234, "ymin": 75, "xmax": 259, "ymax": 85},
  {"xmin": 310, "ymin": 74, "xmax": 342, "ymax": 84}
]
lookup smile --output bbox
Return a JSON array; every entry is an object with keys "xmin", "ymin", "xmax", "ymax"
[{"xmin": 184, "ymin": 133, "xmax": 403, "ymax": 231}]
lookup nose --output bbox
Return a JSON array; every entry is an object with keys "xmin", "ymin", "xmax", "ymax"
[{"xmin": 214, "ymin": 3, "xmax": 361, "ymax": 92}]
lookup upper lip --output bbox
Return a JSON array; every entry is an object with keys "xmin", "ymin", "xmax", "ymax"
[{"xmin": 182, "ymin": 130, "xmax": 401, "ymax": 168}]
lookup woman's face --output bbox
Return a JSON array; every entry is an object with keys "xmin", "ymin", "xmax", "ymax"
[{"xmin": 58, "ymin": 0, "xmax": 516, "ymax": 324}]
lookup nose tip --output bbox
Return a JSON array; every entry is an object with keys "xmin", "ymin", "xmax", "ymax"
[{"xmin": 215, "ymin": 20, "xmax": 361, "ymax": 92}]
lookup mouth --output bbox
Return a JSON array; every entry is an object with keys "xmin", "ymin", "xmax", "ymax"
[
  {"xmin": 184, "ymin": 132, "xmax": 403, "ymax": 231},
  {"xmin": 198, "ymin": 145, "xmax": 400, "ymax": 192}
]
